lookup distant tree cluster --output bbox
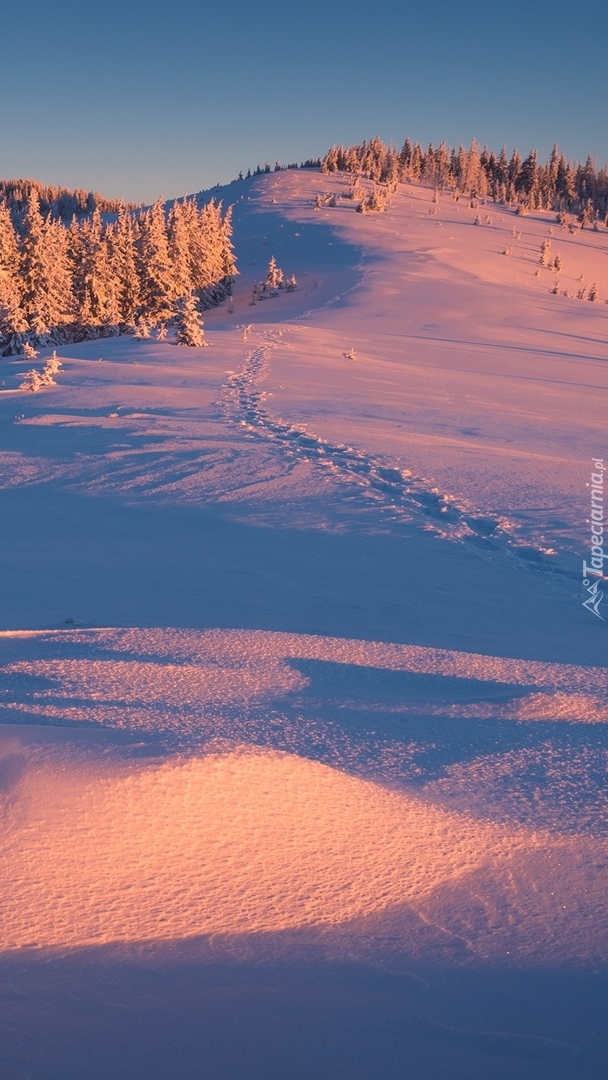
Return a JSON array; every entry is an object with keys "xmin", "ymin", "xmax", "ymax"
[
  {"xmin": 235, "ymin": 158, "xmax": 322, "ymax": 182},
  {"xmin": 322, "ymin": 137, "xmax": 608, "ymax": 222},
  {"xmin": 0, "ymin": 178, "xmax": 139, "ymax": 222},
  {"xmin": 0, "ymin": 190, "xmax": 237, "ymax": 354}
]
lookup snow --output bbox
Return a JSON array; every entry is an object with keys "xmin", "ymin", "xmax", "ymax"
[{"xmin": 1, "ymin": 169, "xmax": 607, "ymax": 1077}]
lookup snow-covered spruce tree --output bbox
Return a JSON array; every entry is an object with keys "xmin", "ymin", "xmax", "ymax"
[
  {"xmin": 365, "ymin": 187, "xmax": 385, "ymax": 212},
  {"xmin": 20, "ymin": 191, "xmax": 73, "ymax": 342},
  {"xmin": 199, "ymin": 199, "xmax": 228, "ymax": 296},
  {"xmin": 20, "ymin": 367, "xmax": 44, "ymax": 391},
  {"xmin": 218, "ymin": 204, "xmax": 237, "ymax": 284},
  {"xmin": 0, "ymin": 202, "xmax": 21, "ymax": 309},
  {"xmin": 265, "ymin": 255, "xmax": 283, "ymax": 291},
  {"xmin": 175, "ymin": 292, "xmax": 207, "ymax": 346},
  {"xmin": 167, "ymin": 198, "xmax": 194, "ymax": 302},
  {"xmin": 412, "ymin": 142, "xmax": 424, "ymax": 182},
  {"xmin": 44, "ymin": 350, "xmax": 62, "ymax": 380},
  {"xmin": 322, "ymin": 146, "xmax": 339, "ymax": 174},
  {"xmin": 0, "ymin": 201, "xmax": 28, "ymax": 351},
  {"xmin": 135, "ymin": 198, "xmax": 174, "ymax": 326},
  {"xmin": 71, "ymin": 208, "xmax": 114, "ymax": 329},
  {"xmin": 176, "ymin": 198, "xmax": 203, "ymax": 294},
  {"xmin": 107, "ymin": 209, "xmax": 140, "ymax": 330},
  {"xmin": 189, "ymin": 198, "xmax": 235, "ymax": 308},
  {"xmin": 20, "ymin": 350, "xmax": 62, "ymax": 391},
  {"xmin": 134, "ymin": 318, "xmax": 152, "ymax": 339},
  {"xmin": 346, "ymin": 179, "xmax": 364, "ymax": 201},
  {"xmin": 381, "ymin": 145, "xmax": 399, "ymax": 186},
  {"xmin": 18, "ymin": 191, "xmax": 48, "ymax": 338}
]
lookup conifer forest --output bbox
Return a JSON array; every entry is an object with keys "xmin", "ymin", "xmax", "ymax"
[
  {"xmin": 0, "ymin": 188, "xmax": 236, "ymax": 355},
  {"xmin": 321, "ymin": 136, "xmax": 608, "ymax": 221}
]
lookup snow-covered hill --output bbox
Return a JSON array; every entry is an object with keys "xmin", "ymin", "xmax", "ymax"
[{"xmin": 0, "ymin": 169, "xmax": 607, "ymax": 1079}]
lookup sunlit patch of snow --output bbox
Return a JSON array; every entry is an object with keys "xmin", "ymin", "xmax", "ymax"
[
  {"xmin": 0, "ymin": 733, "xmax": 604, "ymax": 966},
  {"xmin": 0, "ymin": 732, "xmax": 605, "ymax": 963},
  {"xmin": 0, "ymin": 745, "xmax": 520, "ymax": 951}
]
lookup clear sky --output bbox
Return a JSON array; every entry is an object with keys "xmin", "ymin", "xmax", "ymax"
[{"xmin": 1, "ymin": 0, "xmax": 606, "ymax": 204}]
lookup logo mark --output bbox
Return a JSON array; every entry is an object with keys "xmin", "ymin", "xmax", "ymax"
[{"xmin": 582, "ymin": 576, "xmax": 604, "ymax": 620}]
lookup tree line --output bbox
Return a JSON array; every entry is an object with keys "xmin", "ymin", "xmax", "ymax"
[
  {"xmin": 0, "ymin": 189, "xmax": 237, "ymax": 355},
  {"xmin": 0, "ymin": 177, "xmax": 140, "ymax": 222},
  {"xmin": 322, "ymin": 137, "xmax": 608, "ymax": 222},
  {"xmin": 235, "ymin": 158, "xmax": 322, "ymax": 181}
]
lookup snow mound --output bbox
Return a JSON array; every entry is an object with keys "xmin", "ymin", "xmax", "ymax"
[{"xmin": 0, "ymin": 746, "xmax": 512, "ymax": 951}]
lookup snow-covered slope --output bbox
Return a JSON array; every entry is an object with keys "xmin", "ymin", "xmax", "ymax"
[
  {"xmin": 0, "ymin": 170, "xmax": 607, "ymax": 1078},
  {"xmin": 222, "ymin": 170, "xmax": 608, "ymax": 570}
]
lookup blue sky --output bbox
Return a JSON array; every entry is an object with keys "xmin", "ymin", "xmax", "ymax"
[{"xmin": 2, "ymin": 0, "xmax": 606, "ymax": 203}]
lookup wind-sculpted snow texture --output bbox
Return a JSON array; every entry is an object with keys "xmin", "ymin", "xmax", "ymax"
[{"xmin": 1, "ymin": 170, "xmax": 608, "ymax": 1079}]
